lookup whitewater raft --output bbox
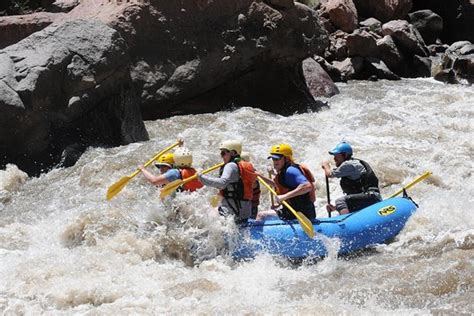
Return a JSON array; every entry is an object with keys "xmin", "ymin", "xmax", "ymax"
[{"xmin": 232, "ymin": 197, "xmax": 418, "ymax": 259}]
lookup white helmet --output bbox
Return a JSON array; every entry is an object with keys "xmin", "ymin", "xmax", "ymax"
[
  {"xmin": 174, "ymin": 147, "xmax": 193, "ymax": 168},
  {"xmin": 240, "ymin": 151, "xmax": 251, "ymax": 162},
  {"xmin": 219, "ymin": 140, "xmax": 242, "ymax": 155}
]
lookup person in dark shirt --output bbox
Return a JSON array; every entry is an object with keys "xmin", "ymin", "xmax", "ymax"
[{"xmin": 322, "ymin": 142, "xmax": 382, "ymax": 215}]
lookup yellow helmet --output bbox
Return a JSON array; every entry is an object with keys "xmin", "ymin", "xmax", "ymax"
[
  {"xmin": 240, "ymin": 151, "xmax": 251, "ymax": 162},
  {"xmin": 269, "ymin": 143, "xmax": 293, "ymax": 161},
  {"xmin": 219, "ymin": 140, "xmax": 242, "ymax": 155},
  {"xmin": 155, "ymin": 153, "xmax": 174, "ymax": 168},
  {"xmin": 174, "ymin": 147, "xmax": 193, "ymax": 168}
]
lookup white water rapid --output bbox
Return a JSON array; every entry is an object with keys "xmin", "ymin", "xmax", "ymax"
[{"xmin": 1, "ymin": 78, "xmax": 473, "ymax": 314}]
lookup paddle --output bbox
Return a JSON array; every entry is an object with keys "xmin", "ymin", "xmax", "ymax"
[
  {"xmin": 257, "ymin": 176, "xmax": 315, "ymax": 239},
  {"xmin": 325, "ymin": 175, "xmax": 332, "ymax": 218},
  {"xmin": 387, "ymin": 171, "xmax": 432, "ymax": 199},
  {"xmin": 267, "ymin": 166, "xmax": 276, "ymax": 207},
  {"xmin": 106, "ymin": 140, "xmax": 183, "ymax": 200},
  {"xmin": 160, "ymin": 162, "xmax": 224, "ymax": 199}
]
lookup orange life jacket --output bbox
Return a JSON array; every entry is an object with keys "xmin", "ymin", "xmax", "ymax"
[
  {"xmin": 220, "ymin": 160, "xmax": 257, "ymax": 201},
  {"xmin": 274, "ymin": 163, "xmax": 316, "ymax": 202},
  {"xmin": 179, "ymin": 168, "xmax": 203, "ymax": 192}
]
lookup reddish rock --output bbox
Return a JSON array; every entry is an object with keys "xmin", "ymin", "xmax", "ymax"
[
  {"xmin": 382, "ymin": 19, "xmax": 428, "ymax": 57},
  {"xmin": 376, "ymin": 35, "xmax": 404, "ymax": 72},
  {"xmin": 0, "ymin": 12, "xmax": 65, "ymax": 49},
  {"xmin": 346, "ymin": 29, "xmax": 379, "ymax": 57},
  {"xmin": 302, "ymin": 57, "xmax": 339, "ymax": 97},
  {"xmin": 323, "ymin": 0, "xmax": 358, "ymax": 32},
  {"xmin": 325, "ymin": 30, "xmax": 348, "ymax": 61}
]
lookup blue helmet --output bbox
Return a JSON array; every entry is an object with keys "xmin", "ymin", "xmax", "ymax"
[{"xmin": 329, "ymin": 142, "xmax": 353, "ymax": 155}]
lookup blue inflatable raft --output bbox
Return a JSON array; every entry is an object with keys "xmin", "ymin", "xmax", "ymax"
[{"xmin": 232, "ymin": 197, "xmax": 418, "ymax": 259}]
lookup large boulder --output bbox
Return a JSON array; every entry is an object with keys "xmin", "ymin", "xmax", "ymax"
[
  {"xmin": 346, "ymin": 29, "xmax": 380, "ymax": 57},
  {"xmin": 101, "ymin": 0, "xmax": 330, "ymax": 118},
  {"xmin": 1, "ymin": 0, "xmax": 332, "ymax": 173},
  {"xmin": 408, "ymin": 9, "xmax": 443, "ymax": 45},
  {"xmin": 323, "ymin": 0, "xmax": 358, "ymax": 33},
  {"xmin": 433, "ymin": 41, "xmax": 474, "ymax": 84},
  {"xmin": 0, "ymin": 20, "xmax": 148, "ymax": 175},
  {"xmin": 412, "ymin": 0, "xmax": 474, "ymax": 44},
  {"xmin": 302, "ymin": 57, "xmax": 339, "ymax": 97},
  {"xmin": 382, "ymin": 19, "xmax": 429, "ymax": 57},
  {"xmin": 376, "ymin": 35, "xmax": 404, "ymax": 73},
  {"xmin": 353, "ymin": 0, "xmax": 412, "ymax": 22}
]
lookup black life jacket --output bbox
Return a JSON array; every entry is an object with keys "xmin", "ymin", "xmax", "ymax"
[
  {"xmin": 340, "ymin": 159, "xmax": 380, "ymax": 195},
  {"xmin": 276, "ymin": 163, "xmax": 315, "ymax": 212},
  {"xmin": 219, "ymin": 157, "xmax": 255, "ymax": 201}
]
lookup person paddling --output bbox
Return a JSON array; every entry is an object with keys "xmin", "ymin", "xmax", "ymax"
[
  {"xmin": 197, "ymin": 140, "xmax": 256, "ymax": 224},
  {"xmin": 173, "ymin": 147, "xmax": 203, "ymax": 192},
  {"xmin": 321, "ymin": 141, "xmax": 382, "ymax": 215},
  {"xmin": 256, "ymin": 144, "xmax": 316, "ymax": 221},
  {"xmin": 139, "ymin": 148, "xmax": 202, "ymax": 193},
  {"xmin": 139, "ymin": 152, "xmax": 180, "ymax": 187}
]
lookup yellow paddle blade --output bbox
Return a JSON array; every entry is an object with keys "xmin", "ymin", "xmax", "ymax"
[
  {"xmin": 159, "ymin": 162, "xmax": 224, "ymax": 200},
  {"xmin": 106, "ymin": 139, "xmax": 183, "ymax": 201},
  {"xmin": 210, "ymin": 195, "xmax": 221, "ymax": 207},
  {"xmin": 257, "ymin": 176, "xmax": 315, "ymax": 239},
  {"xmin": 388, "ymin": 171, "xmax": 432, "ymax": 199},
  {"xmin": 106, "ymin": 175, "xmax": 132, "ymax": 201},
  {"xmin": 294, "ymin": 210, "xmax": 315, "ymax": 239},
  {"xmin": 159, "ymin": 178, "xmax": 185, "ymax": 199}
]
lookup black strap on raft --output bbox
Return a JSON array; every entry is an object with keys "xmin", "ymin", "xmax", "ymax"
[{"xmin": 402, "ymin": 188, "xmax": 419, "ymax": 208}]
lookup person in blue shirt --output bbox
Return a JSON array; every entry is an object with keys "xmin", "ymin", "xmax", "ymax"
[{"xmin": 256, "ymin": 144, "xmax": 316, "ymax": 221}]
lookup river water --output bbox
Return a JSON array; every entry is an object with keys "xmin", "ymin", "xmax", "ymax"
[{"xmin": 0, "ymin": 78, "xmax": 473, "ymax": 314}]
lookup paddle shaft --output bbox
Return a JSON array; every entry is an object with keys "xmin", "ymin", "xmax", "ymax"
[
  {"xmin": 388, "ymin": 171, "xmax": 432, "ymax": 199},
  {"xmin": 268, "ymin": 170, "xmax": 275, "ymax": 206},
  {"xmin": 325, "ymin": 175, "xmax": 331, "ymax": 218},
  {"xmin": 181, "ymin": 162, "xmax": 224, "ymax": 186},
  {"xmin": 257, "ymin": 176, "xmax": 314, "ymax": 238}
]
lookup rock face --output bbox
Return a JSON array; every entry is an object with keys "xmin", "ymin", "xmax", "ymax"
[
  {"xmin": 102, "ymin": 0, "xmax": 329, "ymax": 118},
  {"xmin": 0, "ymin": 20, "xmax": 148, "ymax": 175},
  {"xmin": 0, "ymin": 0, "xmax": 332, "ymax": 174}
]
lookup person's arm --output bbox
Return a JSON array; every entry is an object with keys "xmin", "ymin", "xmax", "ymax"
[
  {"xmin": 255, "ymin": 171, "xmax": 275, "ymax": 187},
  {"xmin": 321, "ymin": 161, "xmax": 333, "ymax": 177},
  {"xmin": 198, "ymin": 163, "xmax": 237, "ymax": 189},
  {"xmin": 277, "ymin": 182, "xmax": 312, "ymax": 203},
  {"xmin": 139, "ymin": 165, "xmax": 169, "ymax": 186},
  {"xmin": 276, "ymin": 166, "xmax": 312, "ymax": 203}
]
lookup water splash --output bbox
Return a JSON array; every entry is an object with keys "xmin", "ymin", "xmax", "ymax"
[{"xmin": 0, "ymin": 79, "xmax": 473, "ymax": 314}]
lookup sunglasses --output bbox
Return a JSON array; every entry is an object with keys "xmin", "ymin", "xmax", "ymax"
[
  {"xmin": 271, "ymin": 156, "xmax": 283, "ymax": 161},
  {"xmin": 220, "ymin": 150, "xmax": 230, "ymax": 156}
]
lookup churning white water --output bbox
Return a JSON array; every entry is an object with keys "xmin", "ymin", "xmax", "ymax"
[{"xmin": 0, "ymin": 79, "xmax": 473, "ymax": 314}]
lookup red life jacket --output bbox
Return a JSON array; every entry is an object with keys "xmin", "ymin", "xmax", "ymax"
[
  {"xmin": 274, "ymin": 163, "xmax": 316, "ymax": 202},
  {"xmin": 252, "ymin": 181, "xmax": 261, "ymax": 208},
  {"xmin": 179, "ymin": 168, "xmax": 203, "ymax": 192}
]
